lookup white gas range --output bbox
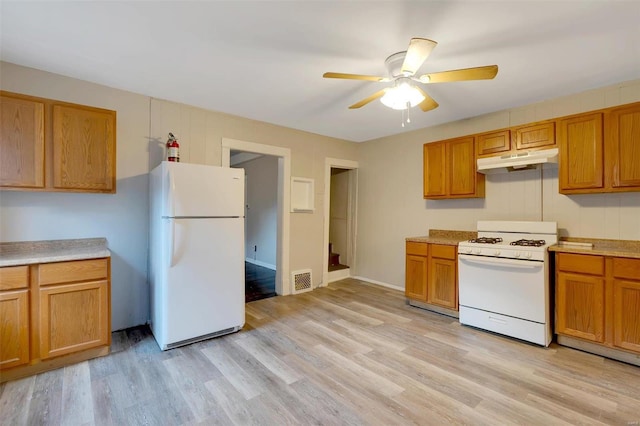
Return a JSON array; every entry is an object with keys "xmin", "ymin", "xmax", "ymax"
[{"xmin": 457, "ymin": 221, "xmax": 557, "ymax": 347}]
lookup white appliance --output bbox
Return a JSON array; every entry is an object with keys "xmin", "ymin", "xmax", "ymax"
[
  {"xmin": 149, "ymin": 161, "xmax": 245, "ymax": 350},
  {"xmin": 457, "ymin": 221, "xmax": 557, "ymax": 347},
  {"xmin": 477, "ymin": 148, "xmax": 558, "ymax": 174}
]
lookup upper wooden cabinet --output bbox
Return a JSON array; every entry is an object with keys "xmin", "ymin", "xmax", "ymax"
[
  {"xmin": 52, "ymin": 105, "xmax": 116, "ymax": 192},
  {"xmin": 558, "ymin": 102, "xmax": 640, "ymax": 195},
  {"xmin": 0, "ymin": 91, "xmax": 116, "ymax": 193},
  {"xmin": 558, "ymin": 112, "xmax": 604, "ymax": 193},
  {"xmin": 476, "ymin": 130, "xmax": 510, "ymax": 158},
  {"xmin": 513, "ymin": 121, "xmax": 556, "ymax": 151},
  {"xmin": 423, "ymin": 136, "xmax": 484, "ymax": 199},
  {"xmin": 607, "ymin": 103, "xmax": 640, "ymax": 190},
  {"xmin": 0, "ymin": 94, "xmax": 45, "ymax": 188},
  {"xmin": 476, "ymin": 121, "xmax": 556, "ymax": 158}
]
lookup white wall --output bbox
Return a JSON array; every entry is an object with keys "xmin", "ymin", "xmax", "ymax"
[
  {"xmin": 240, "ymin": 155, "xmax": 278, "ymax": 268},
  {"xmin": 0, "ymin": 62, "xmax": 150, "ymax": 330},
  {"xmin": 356, "ymin": 79, "xmax": 640, "ymax": 289}
]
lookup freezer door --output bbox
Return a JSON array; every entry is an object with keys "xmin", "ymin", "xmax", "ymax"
[
  {"xmin": 162, "ymin": 161, "xmax": 244, "ymax": 218},
  {"xmin": 163, "ymin": 217, "xmax": 245, "ymax": 345}
]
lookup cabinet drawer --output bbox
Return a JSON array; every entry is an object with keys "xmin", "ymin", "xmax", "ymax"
[
  {"xmin": 38, "ymin": 258, "xmax": 108, "ymax": 286},
  {"xmin": 557, "ymin": 253, "xmax": 604, "ymax": 276},
  {"xmin": 406, "ymin": 242, "xmax": 428, "ymax": 257},
  {"xmin": 612, "ymin": 257, "xmax": 640, "ymax": 280},
  {"xmin": 430, "ymin": 244, "xmax": 456, "ymax": 260},
  {"xmin": 0, "ymin": 266, "xmax": 29, "ymax": 290}
]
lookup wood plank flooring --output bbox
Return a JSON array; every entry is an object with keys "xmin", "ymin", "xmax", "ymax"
[
  {"xmin": 245, "ymin": 262, "xmax": 276, "ymax": 303},
  {"xmin": 2, "ymin": 278, "xmax": 640, "ymax": 425}
]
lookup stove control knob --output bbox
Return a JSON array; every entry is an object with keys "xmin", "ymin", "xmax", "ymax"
[
  {"xmin": 494, "ymin": 250, "xmax": 501, "ymax": 256},
  {"xmin": 473, "ymin": 249, "xmax": 481, "ymax": 255},
  {"xmin": 464, "ymin": 248, "xmax": 472, "ymax": 254},
  {"xmin": 514, "ymin": 252, "xmax": 521, "ymax": 258},
  {"xmin": 525, "ymin": 252, "xmax": 532, "ymax": 259}
]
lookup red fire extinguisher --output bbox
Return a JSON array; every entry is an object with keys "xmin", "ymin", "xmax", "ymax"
[{"xmin": 167, "ymin": 132, "xmax": 180, "ymax": 162}]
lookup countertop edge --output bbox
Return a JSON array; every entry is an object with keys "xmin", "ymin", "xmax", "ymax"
[{"xmin": 0, "ymin": 238, "xmax": 111, "ymax": 268}]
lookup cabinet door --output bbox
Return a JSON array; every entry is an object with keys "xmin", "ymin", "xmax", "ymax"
[
  {"xmin": 427, "ymin": 257, "xmax": 457, "ymax": 309},
  {"xmin": 513, "ymin": 121, "xmax": 555, "ymax": 151},
  {"xmin": 0, "ymin": 93, "xmax": 45, "ymax": 188},
  {"xmin": 449, "ymin": 137, "xmax": 477, "ymax": 196},
  {"xmin": 406, "ymin": 254, "xmax": 428, "ymax": 301},
  {"xmin": 558, "ymin": 113, "xmax": 604, "ymax": 193},
  {"xmin": 39, "ymin": 280, "xmax": 109, "ymax": 359},
  {"xmin": 607, "ymin": 104, "xmax": 640, "ymax": 189},
  {"xmin": 556, "ymin": 272, "xmax": 604, "ymax": 343},
  {"xmin": 0, "ymin": 290, "xmax": 30, "ymax": 369},
  {"xmin": 52, "ymin": 104, "xmax": 116, "ymax": 192},
  {"xmin": 423, "ymin": 142, "xmax": 447, "ymax": 198},
  {"xmin": 613, "ymin": 279, "xmax": 640, "ymax": 353},
  {"xmin": 476, "ymin": 130, "xmax": 510, "ymax": 157}
]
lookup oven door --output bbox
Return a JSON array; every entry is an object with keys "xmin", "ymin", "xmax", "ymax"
[{"xmin": 458, "ymin": 254, "xmax": 547, "ymax": 323}]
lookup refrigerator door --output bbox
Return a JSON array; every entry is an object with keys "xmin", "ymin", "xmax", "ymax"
[
  {"xmin": 162, "ymin": 217, "xmax": 245, "ymax": 346},
  {"xmin": 162, "ymin": 161, "xmax": 244, "ymax": 218}
]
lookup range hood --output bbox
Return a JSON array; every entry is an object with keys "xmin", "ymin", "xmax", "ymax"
[{"xmin": 477, "ymin": 148, "xmax": 558, "ymax": 174}]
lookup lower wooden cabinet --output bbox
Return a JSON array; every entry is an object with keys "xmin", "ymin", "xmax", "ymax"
[
  {"xmin": 556, "ymin": 271, "xmax": 605, "ymax": 343},
  {"xmin": 0, "ymin": 258, "xmax": 111, "ymax": 382},
  {"xmin": 406, "ymin": 241, "xmax": 458, "ymax": 312},
  {"xmin": 0, "ymin": 266, "xmax": 30, "ymax": 370},
  {"xmin": 0, "ymin": 290, "xmax": 30, "ymax": 369},
  {"xmin": 39, "ymin": 280, "xmax": 110, "ymax": 359},
  {"xmin": 555, "ymin": 253, "xmax": 640, "ymax": 356}
]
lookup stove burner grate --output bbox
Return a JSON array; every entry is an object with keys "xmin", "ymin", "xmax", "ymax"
[
  {"xmin": 468, "ymin": 237, "xmax": 503, "ymax": 244},
  {"xmin": 510, "ymin": 239, "xmax": 546, "ymax": 247}
]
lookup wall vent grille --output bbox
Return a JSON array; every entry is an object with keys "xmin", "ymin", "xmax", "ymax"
[{"xmin": 291, "ymin": 269, "xmax": 312, "ymax": 294}]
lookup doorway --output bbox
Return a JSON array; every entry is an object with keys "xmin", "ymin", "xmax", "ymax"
[
  {"xmin": 222, "ymin": 138, "xmax": 291, "ymax": 296},
  {"xmin": 231, "ymin": 152, "xmax": 278, "ymax": 302},
  {"xmin": 323, "ymin": 158, "xmax": 358, "ymax": 286}
]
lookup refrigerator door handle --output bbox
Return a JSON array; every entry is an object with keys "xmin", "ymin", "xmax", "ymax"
[
  {"xmin": 168, "ymin": 169, "xmax": 176, "ymax": 218},
  {"xmin": 169, "ymin": 220, "xmax": 176, "ymax": 267}
]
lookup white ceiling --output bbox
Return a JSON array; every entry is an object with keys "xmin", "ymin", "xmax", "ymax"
[{"xmin": 2, "ymin": 1, "xmax": 639, "ymax": 142}]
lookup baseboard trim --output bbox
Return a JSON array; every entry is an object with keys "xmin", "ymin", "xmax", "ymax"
[
  {"xmin": 556, "ymin": 335, "xmax": 640, "ymax": 367},
  {"xmin": 328, "ymin": 268, "xmax": 350, "ymax": 283},
  {"xmin": 408, "ymin": 299, "xmax": 459, "ymax": 318},
  {"xmin": 245, "ymin": 258, "xmax": 276, "ymax": 270},
  {"xmin": 351, "ymin": 276, "xmax": 403, "ymax": 292}
]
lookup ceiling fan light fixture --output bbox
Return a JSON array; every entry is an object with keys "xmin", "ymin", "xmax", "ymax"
[{"xmin": 380, "ymin": 81, "xmax": 425, "ymax": 110}]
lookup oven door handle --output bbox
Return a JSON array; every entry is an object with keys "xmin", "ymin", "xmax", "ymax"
[{"xmin": 459, "ymin": 254, "xmax": 543, "ymax": 269}]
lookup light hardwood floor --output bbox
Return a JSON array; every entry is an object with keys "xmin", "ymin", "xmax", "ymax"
[{"xmin": 1, "ymin": 278, "xmax": 640, "ymax": 425}]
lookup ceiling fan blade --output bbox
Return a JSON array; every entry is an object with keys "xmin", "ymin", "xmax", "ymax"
[
  {"xmin": 348, "ymin": 89, "xmax": 387, "ymax": 109},
  {"xmin": 323, "ymin": 72, "xmax": 388, "ymax": 82},
  {"xmin": 401, "ymin": 38, "xmax": 437, "ymax": 76},
  {"xmin": 415, "ymin": 87, "xmax": 439, "ymax": 112},
  {"xmin": 419, "ymin": 65, "xmax": 498, "ymax": 84}
]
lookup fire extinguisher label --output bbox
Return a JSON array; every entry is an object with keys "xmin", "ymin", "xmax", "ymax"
[{"xmin": 168, "ymin": 147, "xmax": 179, "ymax": 161}]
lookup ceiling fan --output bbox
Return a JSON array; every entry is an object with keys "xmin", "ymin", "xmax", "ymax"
[{"xmin": 323, "ymin": 38, "xmax": 498, "ymax": 113}]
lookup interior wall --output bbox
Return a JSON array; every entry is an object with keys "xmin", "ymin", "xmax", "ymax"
[
  {"xmin": 239, "ymin": 155, "xmax": 278, "ymax": 269},
  {"xmin": 0, "ymin": 61, "xmax": 151, "ymax": 330},
  {"xmin": 355, "ymin": 79, "xmax": 640, "ymax": 289},
  {"xmin": 329, "ymin": 169, "xmax": 350, "ymax": 266}
]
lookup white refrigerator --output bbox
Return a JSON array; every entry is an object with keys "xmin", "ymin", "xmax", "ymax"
[{"xmin": 149, "ymin": 161, "xmax": 245, "ymax": 350}]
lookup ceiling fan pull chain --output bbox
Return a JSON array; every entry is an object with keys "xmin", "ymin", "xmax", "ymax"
[
  {"xmin": 406, "ymin": 102, "xmax": 411, "ymax": 123},
  {"xmin": 401, "ymin": 109, "xmax": 405, "ymax": 127}
]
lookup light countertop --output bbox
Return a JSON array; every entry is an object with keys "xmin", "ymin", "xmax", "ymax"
[
  {"xmin": 0, "ymin": 238, "xmax": 110, "ymax": 267},
  {"xmin": 406, "ymin": 229, "xmax": 477, "ymax": 246},
  {"xmin": 549, "ymin": 237, "xmax": 640, "ymax": 259}
]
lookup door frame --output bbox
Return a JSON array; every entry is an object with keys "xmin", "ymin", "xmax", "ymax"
[
  {"xmin": 222, "ymin": 138, "xmax": 291, "ymax": 296},
  {"xmin": 323, "ymin": 157, "xmax": 359, "ymax": 286}
]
